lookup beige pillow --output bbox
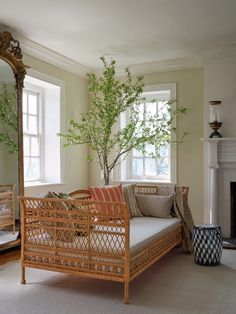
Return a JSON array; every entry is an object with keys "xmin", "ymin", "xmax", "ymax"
[
  {"xmin": 57, "ymin": 192, "xmax": 88, "ymax": 237},
  {"xmin": 136, "ymin": 194, "xmax": 174, "ymax": 218},
  {"xmin": 39, "ymin": 191, "xmax": 76, "ymax": 242},
  {"xmin": 122, "ymin": 184, "xmax": 142, "ymax": 217}
]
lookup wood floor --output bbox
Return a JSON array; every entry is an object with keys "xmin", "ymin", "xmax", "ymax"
[{"xmin": 0, "ymin": 247, "xmax": 20, "ymax": 266}]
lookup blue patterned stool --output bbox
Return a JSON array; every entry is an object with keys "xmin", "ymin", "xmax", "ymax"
[{"xmin": 192, "ymin": 224, "xmax": 223, "ymax": 266}]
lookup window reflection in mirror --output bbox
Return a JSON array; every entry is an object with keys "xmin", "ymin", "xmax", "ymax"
[{"xmin": 0, "ymin": 59, "xmax": 19, "ymax": 249}]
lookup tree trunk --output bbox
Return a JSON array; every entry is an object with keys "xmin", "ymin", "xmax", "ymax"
[{"xmin": 103, "ymin": 167, "xmax": 110, "ymax": 185}]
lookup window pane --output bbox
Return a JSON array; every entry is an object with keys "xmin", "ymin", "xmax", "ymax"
[
  {"xmin": 135, "ymin": 122, "xmax": 144, "ymax": 137},
  {"xmin": 157, "ymin": 157, "xmax": 169, "ymax": 175},
  {"xmin": 28, "ymin": 115, "xmax": 38, "ymax": 134},
  {"xmin": 23, "ymin": 114, "xmax": 27, "ymax": 133},
  {"xmin": 31, "ymin": 137, "xmax": 40, "ymax": 156},
  {"xmin": 158, "ymin": 101, "xmax": 169, "ymax": 119},
  {"xmin": 146, "ymin": 102, "xmax": 156, "ymax": 117},
  {"xmin": 138, "ymin": 103, "xmax": 144, "ymax": 120},
  {"xmin": 145, "ymin": 158, "xmax": 156, "ymax": 176},
  {"xmin": 24, "ymin": 136, "xmax": 30, "ymax": 156},
  {"xmin": 159, "ymin": 145, "xmax": 169, "ymax": 157},
  {"xmin": 145, "ymin": 144, "xmax": 155, "ymax": 157},
  {"xmin": 31, "ymin": 158, "xmax": 40, "ymax": 179},
  {"xmin": 132, "ymin": 158, "xmax": 143, "ymax": 176},
  {"xmin": 24, "ymin": 157, "xmax": 30, "ymax": 181},
  {"xmin": 133, "ymin": 148, "xmax": 143, "ymax": 157},
  {"xmin": 24, "ymin": 157, "xmax": 40, "ymax": 181},
  {"xmin": 23, "ymin": 93, "xmax": 27, "ymax": 113},
  {"xmin": 28, "ymin": 94, "xmax": 37, "ymax": 115},
  {"xmin": 158, "ymin": 101, "xmax": 166, "ymax": 112}
]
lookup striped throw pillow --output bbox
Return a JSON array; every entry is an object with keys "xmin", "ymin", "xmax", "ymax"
[
  {"xmin": 89, "ymin": 184, "xmax": 125, "ymax": 203},
  {"xmin": 88, "ymin": 185, "xmax": 126, "ymax": 220},
  {"xmin": 122, "ymin": 184, "xmax": 142, "ymax": 217}
]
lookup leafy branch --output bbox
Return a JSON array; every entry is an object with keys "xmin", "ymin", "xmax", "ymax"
[
  {"xmin": 59, "ymin": 57, "xmax": 187, "ymax": 184},
  {"xmin": 0, "ymin": 83, "xmax": 18, "ymax": 154}
]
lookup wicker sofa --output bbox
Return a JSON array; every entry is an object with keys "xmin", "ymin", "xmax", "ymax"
[{"xmin": 19, "ymin": 184, "xmax": 190, "ymax": 304}]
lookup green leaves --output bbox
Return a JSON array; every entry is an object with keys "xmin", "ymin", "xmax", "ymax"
[
  {"xmin": 60, "ymin": 57, "xmax": 187, "ymax": 184},
  {"xmin": 0, "ymin": 83, "xmax": 18, "ymax": 154}
]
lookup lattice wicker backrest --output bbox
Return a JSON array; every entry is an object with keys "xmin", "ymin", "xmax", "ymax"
[
  {"xmin": 19, "ymin": 197, "xmax": 130, "ymax": 257},
  {"xmin": 135, "ymin": 184, "xmax": 189, "ymax": 201},
  {"xmin": 135, "ymin": 184, "xmax": 174, "ymax": 196},
  {"xmin": 68, "ymin": 184, "xmax": 189, "ymax": 205}
]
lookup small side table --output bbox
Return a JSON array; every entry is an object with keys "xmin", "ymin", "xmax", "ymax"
[{"xmin": 192, "ymin": 224, "xmax": 223, "ymax": 266}]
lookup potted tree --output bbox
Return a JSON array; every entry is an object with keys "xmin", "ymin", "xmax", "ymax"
[{"xmin": 60, "ymin": 57, "xmax": 186, "ymax": 185}]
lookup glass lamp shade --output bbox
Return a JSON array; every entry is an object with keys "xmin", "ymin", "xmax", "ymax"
[
  {"xmin": 209, "ymin": 100, "xmax": 222, "ymax": 122},
  {"xmin": 209, "ymin": 100, "xmax": 223, "ymax": 138}
]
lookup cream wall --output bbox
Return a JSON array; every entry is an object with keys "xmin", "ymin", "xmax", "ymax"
[
  {"xmin": 22, "ymin": 54, "xmax": 89, "ymax": 198},
  {"xmin": 89, "ymin": 68, "xmax": 204, "ymax": 224},
  {"xmin": 204, "ymin": 57, "xmax": 236, "ymax": 138},
  {"xmin": 203, "ymin": 56, "xmax": 236, "ymax": 224}
]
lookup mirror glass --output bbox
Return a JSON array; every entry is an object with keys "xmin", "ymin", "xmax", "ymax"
[{"xmin": 0, "ymin": 59, "xmax": 19, "ymax": 250}]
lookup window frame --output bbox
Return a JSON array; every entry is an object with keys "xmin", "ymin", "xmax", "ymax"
[
  {"xmin": 117, "ymin": 83, "xmax": 177, "ymax": 184},
  {"xmin": 23, "ymin": 84, "xmax": 44, "ymax": 183},
  {"xmin": 23, "ymin": 70, "xmax": 65, "ymax": 187}
]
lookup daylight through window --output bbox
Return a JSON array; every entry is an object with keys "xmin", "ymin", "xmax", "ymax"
[
  {"xmin": 120, "ymin": 83, "xmax": 176, "ymax": 183},
  {"xmin": 23, "ymin": 75, "xmax": 62, "ymax": 185},
  {"xmin": 23, "ymin": 89, "xmax": 41, "ymax": 181}
]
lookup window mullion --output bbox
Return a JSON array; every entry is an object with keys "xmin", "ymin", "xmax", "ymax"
[
  {"xmin": 143, "ymin": 101, "xmax": 146, "ymax": 177},
  {"xmin": 40, "ymin": 90, "xmax": 44, "ymax": 182}
]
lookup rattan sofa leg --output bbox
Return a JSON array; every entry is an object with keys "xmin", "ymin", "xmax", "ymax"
[
  {"xmin": 21, "ymin": 265, "xmax": 26, "ymax": 284},
  {"xmin": 124, "ymin": 281, "xmax": 129, "ymax": 304}
]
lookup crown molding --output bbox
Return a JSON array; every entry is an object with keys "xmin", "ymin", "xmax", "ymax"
[
  {"xmin": 197, "ymin": 45, "xmax": 236, "ymax": 62},
  {"xmin": 13, "ymin": 33, "xmax": 91, "ymax": 78},
  {"xmin": 112, "ymin": 56, "xmax": 203, "ymax": 77},
  {"xmin": 12, "ymin": 31, "xmax": 236, "ymax": 78}
]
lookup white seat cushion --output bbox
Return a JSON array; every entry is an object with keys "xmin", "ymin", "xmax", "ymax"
[{"xmin": 130, "ymin": 217, "xmax": 181, "ymax": 253}]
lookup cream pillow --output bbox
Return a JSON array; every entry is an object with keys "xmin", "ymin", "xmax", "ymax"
[{"xmin": 136, "ymin": 194, "xmax": 174, "ymax": 218}]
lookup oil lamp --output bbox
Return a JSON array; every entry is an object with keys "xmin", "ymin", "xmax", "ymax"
[{"xmin": 209, "ymin": 100, "xmax": 222, "ymax": 138}]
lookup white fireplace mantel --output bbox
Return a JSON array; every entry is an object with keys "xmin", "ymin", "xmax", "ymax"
[
  {"xmin": 207, "ymin": 138, "xmax": 236, "ymax": 167},
  {"xmin": 204, "ymin": 137, "xmax": 236, "ymax": 237}
]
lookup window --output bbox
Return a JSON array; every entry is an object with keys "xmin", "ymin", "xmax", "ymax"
[
  {"xmin": 23, "ymin": 89, "xmax": 41, "ymax": 181},
  {"xmin": 23, "ymin": 73, "xmax": 63, "ymax": 185},
  {"xmin": 120, "ymin": 83, "xmax": 176, "ymax": 183},
  {"xmin": 131, "ymin": 101, "xmax": 170, "ymax": 180}
]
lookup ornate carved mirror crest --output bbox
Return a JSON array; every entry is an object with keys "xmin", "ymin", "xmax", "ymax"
[
  {"xmin": 0, "ymin": 31, "xmax": 26, "ymax": 195},
  {"xmin": 0, "ymin": 31, "xmax": 26, "ymax": 249}
]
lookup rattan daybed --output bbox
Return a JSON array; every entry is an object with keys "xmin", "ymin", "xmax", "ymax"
[{"xmin": 19, "ymin": 184, "xmax": 190, "ymax": 304}]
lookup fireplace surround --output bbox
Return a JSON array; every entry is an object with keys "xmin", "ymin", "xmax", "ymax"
[
  {"xmin": 205, "ymin": 138, "xmax": 236, "ymax": 238},
  {"xmin": 230, "ymin": 182, "xmax": 236, "ymax": 238}
]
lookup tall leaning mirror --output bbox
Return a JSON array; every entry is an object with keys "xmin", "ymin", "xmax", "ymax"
[{"xmin": 0, "ymin": 31, "xmax": 26, "ymax": 251}]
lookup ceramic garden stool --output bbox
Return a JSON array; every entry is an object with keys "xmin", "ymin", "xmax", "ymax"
[{"xmin": 192, "ymin": 224, "xmax": 223, "ymax": 266}]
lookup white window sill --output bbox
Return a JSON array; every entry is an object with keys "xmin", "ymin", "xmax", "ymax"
[
  {"xmin": 24, "ymin": 182, "xmax": 65, "ymax": 188},
  {"xmin": 116, "ymin": 179, "xmax": 177, "ymax": 185}
]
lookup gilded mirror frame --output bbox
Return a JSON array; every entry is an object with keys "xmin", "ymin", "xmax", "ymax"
[{"xmin": 0, "ymin": 31, "xmax": 26, "ymax": 196}]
